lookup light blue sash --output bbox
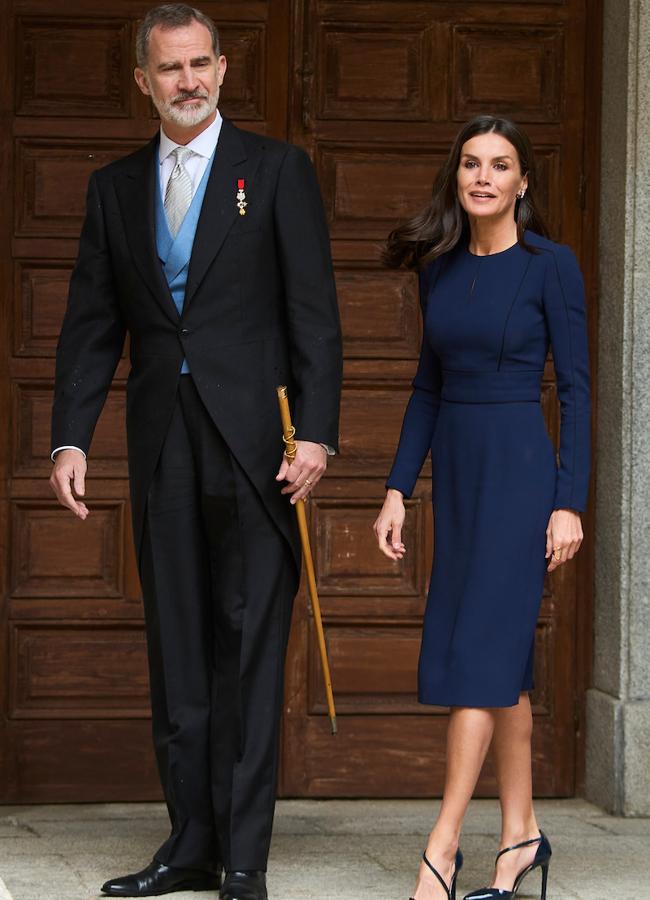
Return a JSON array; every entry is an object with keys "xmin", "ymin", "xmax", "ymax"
[{"xmin": 155, "ymin": 150, "xmax": 215, "ymax": 372}]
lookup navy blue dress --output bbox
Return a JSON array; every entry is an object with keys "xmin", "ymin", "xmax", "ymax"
[{"xmin": 386, "ymin": 231, "xmax": 591, "ymax": 708}]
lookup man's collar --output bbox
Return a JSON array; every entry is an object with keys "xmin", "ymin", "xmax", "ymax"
[{"xmin": 159, "ymin": 110, "xmax": 223, "ymax": 164}]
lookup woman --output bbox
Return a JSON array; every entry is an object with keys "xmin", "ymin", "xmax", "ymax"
[{"xmin": 374, "ymin": 115, "xmax": 590, "ymax": 900}]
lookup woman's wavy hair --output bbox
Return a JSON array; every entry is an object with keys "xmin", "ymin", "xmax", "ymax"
[{"xmin": 383, "ymin": 115, "xmax": 549, "ymax": 270}]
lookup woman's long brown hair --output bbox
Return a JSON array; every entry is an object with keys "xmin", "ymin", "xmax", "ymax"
[{"xmin": 383, "ymin": 115, "xmax": 549, "ymax": 270}]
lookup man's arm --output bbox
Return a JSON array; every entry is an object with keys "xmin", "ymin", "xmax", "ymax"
[
  {"xmin": 272, "ymin": 145, "xmax": 342, "ymax": 501},
  {"xmin": 273, "ymin": 145, "xmax": 342, "ymax": 448},
  {"xmin": 50, "ymin": 171, "xmax": 126, "ymax": 517}
]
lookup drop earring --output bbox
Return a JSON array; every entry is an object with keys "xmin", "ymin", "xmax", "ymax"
[{"xmin": 517, "ymin": 190, "xmax": 526, "ymax": 199}]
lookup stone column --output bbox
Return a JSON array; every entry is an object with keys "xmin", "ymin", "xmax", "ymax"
[{"xmin": 586, "ymin": 0, "xmax": 650, "ymax": 816}]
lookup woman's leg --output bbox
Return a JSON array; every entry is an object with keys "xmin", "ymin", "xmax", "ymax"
[
  {"xmin": 413, "ymin": 707, "xmax": 495, "ymax": 900},
  {"xmin": 490, "ymin": 692, "xmax": 541, "ymax": 889}
]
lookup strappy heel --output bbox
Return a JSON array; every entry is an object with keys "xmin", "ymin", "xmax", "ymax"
[
  {"xmin": 410, "ymin": 848, "xmax": 464, "ymax": 900},
  {"xmin": 462, "ymin": 831, "xmax": 552, "ymax": 900}
]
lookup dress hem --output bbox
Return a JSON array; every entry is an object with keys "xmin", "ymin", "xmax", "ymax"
[{"xmin": 417, "ymin": 686, "xmax": 533, "ymax": 710}]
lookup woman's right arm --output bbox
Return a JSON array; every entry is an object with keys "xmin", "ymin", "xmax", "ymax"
[{"xmin": 374, "ymin": 265, "xmax": 443, "ymax": 559}]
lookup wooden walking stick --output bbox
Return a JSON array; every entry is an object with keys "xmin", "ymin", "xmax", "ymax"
[{"xmin": 276, "ymin": 386, "xmax": 337, "ymax": 735}]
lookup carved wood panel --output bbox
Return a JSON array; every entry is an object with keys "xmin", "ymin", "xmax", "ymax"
[
  {"xmin": 16, "ymin": 18, "xmax": 132, "ymax": 118},
  {"xmin": 317, "ymin": 22, "xmax": 445, "ymax": 121},
  {"xmin": 313, "ymin": 498, "xmax": 423, "ymax": 598},
  {"xmin": 452, "ymin": 25, "xmax": 564, "ymax": 122},
  {"xmin": 336, "ymin": 266, "xmax": 420, "ymax": 358},
  {"xmin": 218, "ymin": 24, "xmax": 266, "ymax": 121},
  {"xmin": 11, "ymin": 501, "xmax": 124, "ymax": 598},
  {"xmin": 15, "ymin": 139, "xmax": 143, "ymax": 237},
  {"xmin": 10, "ymin": 623, "xmax": 150, "ymax": 717},
  {"xmin": 14, "ymin": 260, "xmax": 74, "ymax": 357}
]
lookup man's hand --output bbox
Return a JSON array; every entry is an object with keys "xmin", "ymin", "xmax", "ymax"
[
  {"xmin": 276, "ymin": 440, "xmax": 327, "ymax": 504},
  {"xmin": 49, "ymin": 449, "xmax": 89, "ymax": 520}
]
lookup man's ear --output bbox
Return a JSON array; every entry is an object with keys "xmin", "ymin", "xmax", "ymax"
[
  {"xmin": 134, "ymin": 67, "xmax": 151, "ymax": 97},
  {"xmin": 217, "ymin": 55, "xmax": 227, "ymax": 88}
]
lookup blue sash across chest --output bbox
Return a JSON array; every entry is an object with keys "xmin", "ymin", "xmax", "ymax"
[{"xmin": 155, "ymin": 150, "xmax": 215, "ymax": 373}]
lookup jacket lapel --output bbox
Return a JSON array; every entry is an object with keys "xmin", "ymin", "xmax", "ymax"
[
  {"xmin": 185, "ymin": 119, "xmax": 259, "ymax": 306},
  {"xmin": 114, "ymin": 136, "xmax": 179, "ymax": 322}
]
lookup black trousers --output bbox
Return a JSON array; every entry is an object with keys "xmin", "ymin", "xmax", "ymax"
[{"xmin": 139, "ymin": 376, "xmax": 298, "ymax": 872}]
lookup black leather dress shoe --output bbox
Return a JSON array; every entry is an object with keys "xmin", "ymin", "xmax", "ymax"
[
  {"xmin": 220, "ymin": 870, "xmax": 267, "ymax": 900},
  {"xmin": 101, "ymin": 859, "xmax": 221, "ymax": 896}
]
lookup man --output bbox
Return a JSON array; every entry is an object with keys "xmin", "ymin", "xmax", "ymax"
[{"xmin": 49, "ymin": 5, "xmax": 342, "ymax": 898}]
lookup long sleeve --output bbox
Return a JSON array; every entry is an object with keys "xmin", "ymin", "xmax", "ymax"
[
  {"xmin": 51, "ymin": 172, "xmax": 126, "ymax": 455},
  {"xmin": 273, "ymin": 145, "xmax": 343, "ymax": 450},
  {"xmin": 543, "ymin": 244, "xmax": 591, "ymax": 512},
  {"xmin": 386, "ymin": 264, "xmax": 443, "ymax": 498}
]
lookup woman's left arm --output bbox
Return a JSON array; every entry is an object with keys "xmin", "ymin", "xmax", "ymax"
[{"xmin": 543, "ymin": 244, "xmax": 592, "ymax": 571}]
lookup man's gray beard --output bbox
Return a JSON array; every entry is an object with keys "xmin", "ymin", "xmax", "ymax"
[{"xmin": 154, "ymin": 93, "xmax": 218, "ymax": 127}]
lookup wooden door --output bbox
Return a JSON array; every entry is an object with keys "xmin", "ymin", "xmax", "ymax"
[
  {"xmin": 279, "ymin": 0, "xmax": 600, "ymax": 797},
  {"xmin": 0, "ymin": 0, "xmax": 600, "ymax": 803}
]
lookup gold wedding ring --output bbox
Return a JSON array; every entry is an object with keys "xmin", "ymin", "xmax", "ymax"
[
  {"xmin": 552, "ymin": 548, "xmax": 562, "ymax": 560},
  {"xmin": 304, "ymin": 479, "xmax": 312, "ymax": 486}
]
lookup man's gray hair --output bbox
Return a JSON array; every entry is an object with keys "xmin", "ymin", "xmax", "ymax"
[{"xmin": 136, "ymin": 3, "xmax": 220, "ymax": 68}]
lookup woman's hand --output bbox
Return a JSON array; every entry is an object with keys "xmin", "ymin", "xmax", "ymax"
[
  {"xmin": 546, "ymin": 508, "xmax": 583, "ymax": 572},
  {"xmin": 373, "ymin": 488, "xmax": 406, "ymax": 560}
]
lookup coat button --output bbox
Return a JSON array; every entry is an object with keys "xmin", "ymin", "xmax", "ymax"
[{"xmin": 179, "ymin": 328, "xmax": 189, "ymax": 336}]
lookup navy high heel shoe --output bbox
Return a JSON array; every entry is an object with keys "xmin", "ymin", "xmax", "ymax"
[
  {"xmin": 462, "ymin": 832, "xmax": 552, "ymax": 900},
  {"xmin": 410, "ymin": 848, "xmax": 464, "ymax": 900}
]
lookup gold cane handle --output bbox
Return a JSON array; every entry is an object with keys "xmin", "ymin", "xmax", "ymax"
[{"xmin": 276, "ymin": 386, "xmax": 298, "ymax": 462}]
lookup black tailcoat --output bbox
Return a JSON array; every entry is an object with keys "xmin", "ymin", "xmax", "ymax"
[{"xmin": 52, "ymin": 118, "xmax": 342, "ymax": 566}]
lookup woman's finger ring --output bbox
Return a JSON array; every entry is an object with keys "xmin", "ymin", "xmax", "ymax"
[{"xmin": 304, "ymin": 479, "xmax": 312, "ymax": 486}]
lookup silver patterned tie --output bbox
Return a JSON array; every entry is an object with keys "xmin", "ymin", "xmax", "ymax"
[{"xmin": 164, "ymin": 146, "xmax": 194, "ymax": 238}]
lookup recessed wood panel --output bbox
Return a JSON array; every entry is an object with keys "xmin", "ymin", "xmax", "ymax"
[
  {"xmin": 10, "ymin": 623, "xmax": 149, "ymax": 717},
  {"xmin": 453, "ymin": 25, "xmax": 563, "ymax": 122},
  {"xmin": 534, "ymin": 147, "xmax": 563, "ymax": 238},
  {"xmin": 337, "ymin": 267, "xmax": 420, "ymax": 358},
  {"xmin": 338, "ymin": 386, "xmax": 412, "ymax": 461},
  {"xmin": 14, "ymin": 260, "xmax": 73, "ymax": 356},
  {"xmin": 13, "ymin": 381, "xmax": 128, "ymax": 476},
  {"xmin": 309, "ymin": 623, "xmax": 423, "ymax": 714},
  {"xmin": 219, "ymin": 24, "xmax": 266, "ymax": 121},
  {"xmin": 318, "ymin": 23, "xmax": 435, "ymax": 121},
  {"xmin": 4, "ymin": 721, "xmax": 161, "ymax": 802},
  {"xmin": 16, "ymin": 17, "xmax": 131, "ymax": 117},
  {"xmin": 11, "ymin": 502, "xmax": 123, "ymax": 598},
  {"xmin": 317, "ymin": 145, "xmax": 446, "ymax": 238},
  {"xmin": 313, "ymin": 499, "xmax": 421, "ymax": 596},
  {"xmin": 15, "ymin": 139, "xmax": 142, "ymax": 237}
]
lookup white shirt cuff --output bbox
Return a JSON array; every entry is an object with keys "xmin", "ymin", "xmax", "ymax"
[
  {"xmin": 51, "ymin": 446, "xmax": 86, "ymax": 462},
  {"xmin": 320, "ymin": 443, "xmax": 336, "ymax": 456}
]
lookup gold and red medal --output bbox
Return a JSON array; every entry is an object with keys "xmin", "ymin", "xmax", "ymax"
[{"xmin": 237, "ymin": 179, "xmax": 247, "ymax": 216}]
